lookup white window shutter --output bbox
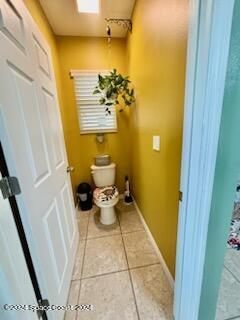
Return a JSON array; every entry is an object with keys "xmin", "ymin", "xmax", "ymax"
[{"xmin": 71, "ymin": 70, "xmax": 117, "ymax": 134}]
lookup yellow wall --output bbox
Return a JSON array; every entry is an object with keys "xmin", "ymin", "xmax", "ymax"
[
  {"xmin": 56, "ymin": 37, "xmax": 130, "ymax": 194},
  {"xmin": 127, "ymin": 0, "xmax": 189, "ymax": 276}
]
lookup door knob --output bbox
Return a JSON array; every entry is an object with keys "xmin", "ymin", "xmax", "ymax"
[{"xmin": 66, "ymin": 166, "xmax": 74, "ymax": 173}]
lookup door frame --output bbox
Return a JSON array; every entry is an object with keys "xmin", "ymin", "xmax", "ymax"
[
  {"xmin": 0, "ymin": 143, "xmax": 48, "ymax": 320},
  {"xmin": 173, "ymin": 0, "xmax": 235, "ymax": 319}
]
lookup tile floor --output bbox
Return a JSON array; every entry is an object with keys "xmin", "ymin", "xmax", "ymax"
[
  {"xmin": 216, "ymin": 248, "xmax": 240, "ymax": 320},
  {"xmin": 65, "ymin": 200, "xmax": 173, "ymax": 320}
]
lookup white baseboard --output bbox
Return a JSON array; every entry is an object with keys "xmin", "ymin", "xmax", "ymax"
[{"xmin": 133, "ymin": 198, "xmax": 175, "ymax": 289}]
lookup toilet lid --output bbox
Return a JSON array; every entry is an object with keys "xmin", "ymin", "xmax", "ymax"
[{"xmin": 94, "ymin": 186, "xmax": 118, "ymax": 202}]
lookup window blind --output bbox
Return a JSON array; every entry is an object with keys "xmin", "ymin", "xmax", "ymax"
[{"xmin": 71, "ymin": 70, "xmax": 117, "ymax": 134}]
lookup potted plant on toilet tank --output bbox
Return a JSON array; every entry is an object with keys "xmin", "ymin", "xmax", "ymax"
[{"xmin": 93, "ymin": 69, "xmax": 135, "ymax": 113}]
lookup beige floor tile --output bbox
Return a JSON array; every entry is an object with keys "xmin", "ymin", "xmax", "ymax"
[
  {"xmin": 72, "ymin": 241, "xmax": 85, "ymax": 280},
  {"xmin": 130, "ymin": 264, "xmax": 173, "ymax": 320},
  {"xmin": 77, "ymin": 271, "xmax": 138, "ymax": 320},
  {"xmin": 123, "ymin": 231, "xmax": 159, "ymax": 268},
  {"xmin": 224, "ymin": 249, "xmax": 240, "ymax": 281},
  {"xmin": 119, "ymin": 210, "xmax": 144, "ymax": 233},
  {"xmin": 76, "ymin": 208, "xmax": 90, "ymax": 220},
  {"xmin": 116, "ymin": 199, "xmax": 135, "ymax": 213},
  {"xmin": 65, "ymin": 280, "xmax": 81, "ymax": 320},
  {"xmin": 216, "ymin": 267, "xmax": 240, "ymax": 320},
  {"xmin": 77, "ymin": 210, "xmax": 89, "ymax": 240},
  {"xmin": 87, "ymin": 210, "xmax": 120, "ymax": 239},
  {"xmin": 82, "ymin": 235, "xmax": 127, "ymax": 278}
]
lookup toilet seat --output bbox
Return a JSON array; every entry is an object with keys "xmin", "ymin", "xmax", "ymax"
[
  {"xmin": 93, "ymin": 185, "xmax": 119, "ymax": 203},
  {"xmin": 93, "ymin": 186, "xmax": 119, "ymax": 224}
]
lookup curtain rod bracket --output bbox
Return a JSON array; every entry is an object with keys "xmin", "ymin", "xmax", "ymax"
[{"xmin": 105, "ymin": 18, "xmax": 132, "ymax": 33}]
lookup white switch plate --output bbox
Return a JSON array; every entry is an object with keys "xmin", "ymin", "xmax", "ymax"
[{"xmin": 153, "ymin": 136, "xmax": 160, "ymax": 151}]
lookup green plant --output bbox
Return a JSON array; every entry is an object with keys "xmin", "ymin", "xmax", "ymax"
[{"xmin": 93, "ymin": 69, "xmax": 135, "ymax": 113}]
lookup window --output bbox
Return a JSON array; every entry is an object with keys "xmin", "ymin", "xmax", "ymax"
[{"xmin": 71, "ymin": 70, "xmax": 117, "ymax": 134}]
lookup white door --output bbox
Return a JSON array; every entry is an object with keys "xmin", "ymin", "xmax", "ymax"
[
  {"xmin": 0, "ymin": 1, "xmax": 79, "ymax": 319},
  {"xmin": 0, "ymin": 172, "xmax": 39, "ymax": 320}
]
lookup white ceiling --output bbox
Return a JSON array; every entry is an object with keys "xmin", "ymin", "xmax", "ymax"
[{"xmin": 39, "ymin": 0, "xmax": 136, "ymax": 38}]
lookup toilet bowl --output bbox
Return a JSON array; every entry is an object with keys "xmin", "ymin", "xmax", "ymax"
[{"xmin": 91, "ymin": 163, "xmax": 119, "ymax": 225}]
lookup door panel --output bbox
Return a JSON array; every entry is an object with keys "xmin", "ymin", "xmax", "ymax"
[
  {"xmin": 61, "ymin": 182, "xmax": 75, "ymax": 247},
  {"xmin": 7, "ymin": 63, "xmax": 51, "ymax": 185},
  {"xmin": 41, "ymin": 88, "xmax": 64, "ymax": 169},
  {"xmin": 0, "ymin": 0, "xmax": 25, "ymax": 51},
  {"xmin": 33, "ymin": 35, "xmax": 51, "ymax": 79},
  {"xmin": 0, "ymin": 1, "xmax": 79, "ymax": 319},
  {"xmin": 43, "ymin": 200, "xmax": 68, "ymax": 288}
]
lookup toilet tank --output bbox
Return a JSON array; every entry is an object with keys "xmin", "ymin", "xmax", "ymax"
[{"xmin": 91, "ymin": 163, "xmax": 116, "ymax": 187}]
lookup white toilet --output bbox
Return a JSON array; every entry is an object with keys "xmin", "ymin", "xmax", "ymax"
[{"xmin": 91, "ymin": 163, "xmax": 119, "ymax": 225}]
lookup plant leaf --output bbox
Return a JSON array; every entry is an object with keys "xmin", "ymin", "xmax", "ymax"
[
  {"xmin": 106, "ymin": 90, "xmax": 112, "ymax": 99},
  {"xmin": 99, "ymin": 98, "xmax": 106, "ymax": 105}
]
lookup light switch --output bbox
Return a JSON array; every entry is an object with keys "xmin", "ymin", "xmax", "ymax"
[{"xmin": 153, "ymin": 136, "xmax": 160, "ymax": 151}]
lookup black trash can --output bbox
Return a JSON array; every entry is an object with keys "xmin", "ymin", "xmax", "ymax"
[{"xmin": 77, "ymin": 183, "xmax": 93, "ymax": 211}]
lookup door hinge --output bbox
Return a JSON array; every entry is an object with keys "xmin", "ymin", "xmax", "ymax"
[
  {"xmin": 179, "ymin": 191, "xmax": 183, "ymax": 202},
  {"xmin": 0, "ymin": 176, "xmax": 21, "ymax": 199},
  {"xmin": 37, "ymin": 299, "xmax": 50, "ymax": 319}
]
